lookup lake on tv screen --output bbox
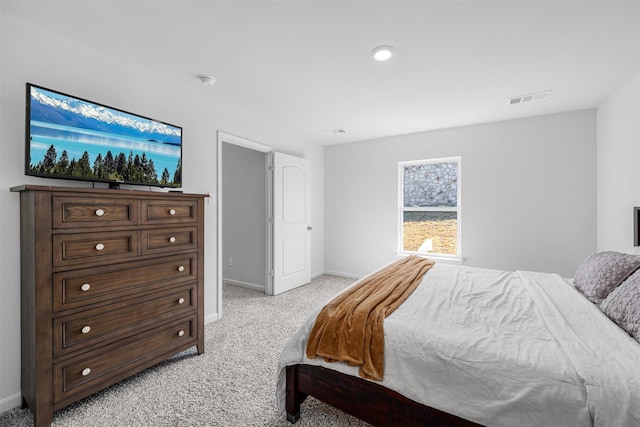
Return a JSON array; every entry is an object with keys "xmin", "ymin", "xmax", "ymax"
[{"xmin": 30, "ymin": 121, "xmax": 181, "ymax": 184}]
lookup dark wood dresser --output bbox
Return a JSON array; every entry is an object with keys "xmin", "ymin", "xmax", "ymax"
[{"xmin": 10, "ymin": 185, "xmax": 205, "ymax": 427}]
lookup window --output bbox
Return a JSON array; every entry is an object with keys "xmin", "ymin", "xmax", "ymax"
[{"xmin": 399, "ymin": 157, "xmax": 461, "ymax": 259}]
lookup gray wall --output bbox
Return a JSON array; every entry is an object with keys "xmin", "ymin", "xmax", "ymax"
[
  {"xmin": 597, "ymin": 71, "xmax": 640, "ymax": 253},
  {"xmin": 325, "ymin": 110, "xmax": 597, "ymax": 278},
  {"xmin": 222, "ymin": 143, "xmax": 267, "ymax": 289}
]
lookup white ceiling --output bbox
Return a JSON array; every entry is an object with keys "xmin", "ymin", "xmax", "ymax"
[{"xmin": 2, "ymin": 0, "xmax": 639, "ymax": 145}]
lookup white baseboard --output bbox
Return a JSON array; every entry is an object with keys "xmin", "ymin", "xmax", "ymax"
[
  {"xmin": 0, "ymin": 392, "xmax": 22, "ymax": 414},
  {"xmin": 222, "ymin": 278, "xmax": 265, "ymax": 292},
  {"xmin": 205, "ymin": 312, "xmax": 219, "ymax": 324},
  {"xmin": 322, "ymin": 270, "xmax": 363, "ymax": 280},
  {"xmin": 311, "ymin": 270, "xmax": 325, "ymax": 279}
]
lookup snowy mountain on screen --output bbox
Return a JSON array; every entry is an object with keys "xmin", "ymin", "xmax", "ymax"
[{"xmin": 30, "ymin": 87, "xmax": 181, "ymax": 145}]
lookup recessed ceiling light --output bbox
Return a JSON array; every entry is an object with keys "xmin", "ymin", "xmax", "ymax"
[{"xmin": 371, "ymin": 45, "xmax": 395, "ymax": 62}]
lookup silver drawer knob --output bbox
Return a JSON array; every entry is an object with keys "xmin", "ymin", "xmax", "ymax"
[
  {"xmin": 169, "ymin": 209, "xmax": 176, "ymax": 216},
  {"xmin": 178, "ymin": 298, "xmax": 185, "ymax": 304},
  {"xmin": 95, "ymin": 243, "xmax": 105, "ymax": 251},
  {"xmin": 178, "ymin": 330, "xmax": 185, "ymax": 337},
  {"xmin": 169, "ymin": 236, "xmax": 176, "ymax": 243},
  {"xmin": 82, "ymin": 368, "xmax": 91, "ymax": 376},
  {"xmin": 95, "ymin": 209, "xmax": 105, "ymax": 217},
  {"xmin": 178, "ymin": 265, "xmax": 185, "ymax": 272},
  {"xmin": 81, "ymin": 326, "xmax": 91, "ymax": 334},
  {"xmin": 81, "ymin": 283, "xmax": 91, "ymax": 292}
]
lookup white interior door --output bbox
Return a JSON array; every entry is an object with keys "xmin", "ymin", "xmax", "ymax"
[{"xmin": 270, "ymin": 152, "xmax": 311, "ymax": 295}]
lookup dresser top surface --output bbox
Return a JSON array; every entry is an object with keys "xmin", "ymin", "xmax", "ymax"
[{"xmin": 10, "ymin": 184, "xmax": 207, "ymax": 199}]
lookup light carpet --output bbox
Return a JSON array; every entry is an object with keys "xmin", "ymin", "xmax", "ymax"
[{"xmin": 0, "ymin": 275, "xmax": 372, "ymax": 427}]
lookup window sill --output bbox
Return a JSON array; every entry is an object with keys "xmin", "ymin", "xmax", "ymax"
[{"xmin": 397, "ymin": 253, "xmax": 464, "ymax": 265}]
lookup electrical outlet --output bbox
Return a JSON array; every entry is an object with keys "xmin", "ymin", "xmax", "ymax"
[{"xmin": 228, "ymin": 257, "xmax": 233, "ymax": 266}]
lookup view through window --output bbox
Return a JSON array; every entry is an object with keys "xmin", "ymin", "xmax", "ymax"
[{"xmin": 399, "ymin": 157, "xmax": 460, "ymax": 258}]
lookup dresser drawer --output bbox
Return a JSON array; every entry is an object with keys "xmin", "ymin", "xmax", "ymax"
[
  {"xmin": 53, "ymin": 196, "xmax": 138, "ymax": 229},
  {"xmin": 53, "ymin": 255, "xmax": 197, "ymax": 312},
  {"xmin": 140, "ymin": 199, "xmax": 198, "ymax": 225},
  {"xmin": 53, "ymin": 316, "xmax": 196, "ymax": 405},
  {"xmin": 141, "ymin": 226, "xmax": 198, "ymax": 255},
  {"xmin": 53, "ymin": 284, "xmax": 196, "ymax": 357},
  {"xmin": 53, "ymin": 230, "xmax": 138, "ymax": 268}
]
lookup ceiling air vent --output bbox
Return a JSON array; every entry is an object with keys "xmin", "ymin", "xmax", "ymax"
[
  {"xmin": 324, "ymin": 128, "xmax": 348, "ymax": 135},
  {"xmin": 507, "ymin": 90, "xmax": 551, "ymax": 106}
]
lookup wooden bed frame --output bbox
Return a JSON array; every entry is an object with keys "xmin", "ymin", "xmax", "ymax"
[{"xmin": 286, "ymin": 364, "xmax": 484, "ymax": 426}]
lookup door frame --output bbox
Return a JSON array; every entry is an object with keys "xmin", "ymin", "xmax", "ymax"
[{"xmin": 216, "ymin": 131, "xmax": 272, "ymax": 317}]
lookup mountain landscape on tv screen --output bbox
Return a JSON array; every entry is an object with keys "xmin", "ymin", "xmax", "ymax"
[
  {"xmin": 28, "ymin": 86, "xmax": 182, "ymax": 187},
  {"xmin": 30, "ymin": 87, "xmax": 181, "ymax": 145}
]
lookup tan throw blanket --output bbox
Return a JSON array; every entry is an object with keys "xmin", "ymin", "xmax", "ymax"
[{"xmin": 306, "ymin": 256, "xmax": 435, "ymax": 381}]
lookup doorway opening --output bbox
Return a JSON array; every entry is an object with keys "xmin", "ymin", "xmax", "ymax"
[
  {"xmin": 221, "ymin": 143, "xmax": 268, "ymax": 290},
  {"xmin": 217, "ymin": 132, "xmax": 272, "ymax": 317},
  {"xmin": 217, "ymin": 132, "xmax": 312, "ymax": 317}
]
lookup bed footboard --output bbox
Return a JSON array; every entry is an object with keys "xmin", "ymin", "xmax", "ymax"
[
  {"xmin": 285, "ymin": 364, "xmax": 484, "ymax": 426},
  {"xmin": 285, "ymin": 365, "xmax": 307, "ymax": 423}
]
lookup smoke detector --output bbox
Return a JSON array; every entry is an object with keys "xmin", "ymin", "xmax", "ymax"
[
  {"xmin": 199, "ymin": 75, "xmax": 216, "ymax": 87},
  {"xmin": 507, "ymin": 90, "xmax": 551, "ymax": 105}
]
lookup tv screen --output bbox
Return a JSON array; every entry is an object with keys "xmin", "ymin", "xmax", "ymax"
[{"xmin": 26, "ymin": 83, "xmax": 182, "ymax": 188}]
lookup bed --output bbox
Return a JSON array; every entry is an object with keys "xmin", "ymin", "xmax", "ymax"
[{"xmin": 276, "ymin": 253, "xmax": 640, "ymax": 426}]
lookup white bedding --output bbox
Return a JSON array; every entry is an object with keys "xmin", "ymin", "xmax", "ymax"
[{"xmin": 276, "ymin": 263, "xmax": 640, "ymax": 427}]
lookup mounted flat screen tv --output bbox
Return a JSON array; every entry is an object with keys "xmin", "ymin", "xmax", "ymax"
[{"xmin": 25, "ymin": 83, "xmax": 182, "ymax": 188}]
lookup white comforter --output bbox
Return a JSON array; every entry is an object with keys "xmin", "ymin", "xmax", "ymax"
[{"xmin": 276, "ymin": 263, "xmax": 640, "ymax": 426}]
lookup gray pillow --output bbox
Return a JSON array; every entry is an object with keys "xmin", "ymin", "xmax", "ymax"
[
  {"xmin": 600, "ymin": 271, "xmax": 640, "ymax": 342},
  {"xmin": 574, "ymin": 251, "xmax": 640, "ymax": 304}
]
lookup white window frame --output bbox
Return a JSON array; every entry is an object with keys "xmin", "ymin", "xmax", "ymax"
[{"xmin": 398, "ymin": 156, "xmax": 462, "ymax": 261}]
